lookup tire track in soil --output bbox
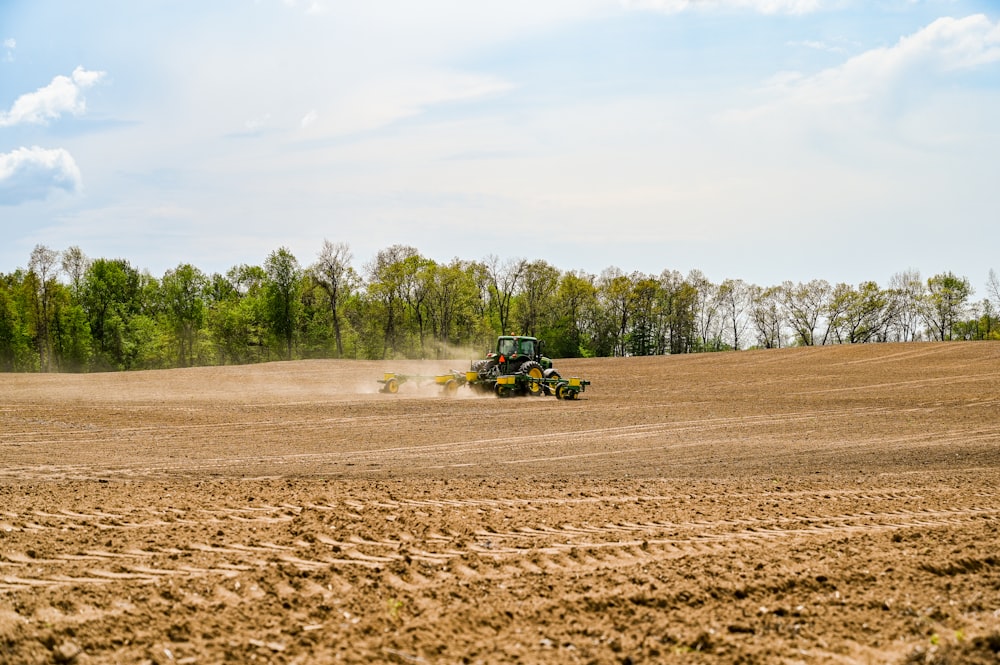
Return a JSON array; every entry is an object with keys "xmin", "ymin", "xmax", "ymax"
[
  {"xmin": 4, "ymin": 496, "xmax": 997, "ymax": 594},
  {"xmin": 7, "ymin": 403, "xmax": 976, "ymax": 480}
]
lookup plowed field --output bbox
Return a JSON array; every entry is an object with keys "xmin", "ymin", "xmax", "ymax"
[{"xmin": 2, "ymin": 342, "xmax": 1000, "ymax": 664}]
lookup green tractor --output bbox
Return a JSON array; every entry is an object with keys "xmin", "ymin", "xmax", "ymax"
[
  {"xmin": 470, "ymin": 335, "xmax": 564, "ymax": 397},
  {"xmin": 377, "ymin": 334, "xmax": 589, "ymax": 399}
]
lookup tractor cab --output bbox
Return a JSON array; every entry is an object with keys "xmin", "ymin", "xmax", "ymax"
[
  {"xmin": 497, "ymin": 336, "xmax": 535, "ymax": 358},
  {"xmin": 492, "ymin": 335, "xmax": 535, "ymax": 361},
  {"xmin": 487, "ymin": 335, "xmax": 552, "ymax": 370}
]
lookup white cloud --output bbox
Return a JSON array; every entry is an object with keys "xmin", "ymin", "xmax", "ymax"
[
  {"xmin": 278, "ymin": 0, "xmax": 327, "ymax": 15},
  {"xmin": 787, "ymin": 39, "xmax": 848, "ymax": 54},
  {"xmin": 622, "ymin": 0, "xmax": 824, "ymax": 14},
  {"xmin": 300, "ymin": 109, "xmax": 318, "ymax": 128},
  {"xmin": 0, "ymin": 147, "xmax": 82, "ymax": 205},
  {"xmin": 244, "ymin": 113, "xmax": 271, "ymax": 131},
  {"xmin": 0, "ymin": 66, "xmax": 106, "ymax": 127},
  {"xmin": 736, "ymin": 14, "xmax": 1000, "ymax": 118},
  {"xmin": 305, "ymin": 70, "xmax": 515, "ymax": 137}
]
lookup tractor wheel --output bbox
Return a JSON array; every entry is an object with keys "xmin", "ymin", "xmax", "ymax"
[
  {"xmin": 554, "ymin": 381, "xmax": 568, "ymax": 400},
  {"xmin": 520, "ymin": 361, "xmax": 544, "ymax": 396},
  {"xmin": 471, "ymin": 359, "xmax": 489, "ymax": 374},
  {"xmin": 542, "ymin": 369, "xmax": 561, "ymax": 396}
]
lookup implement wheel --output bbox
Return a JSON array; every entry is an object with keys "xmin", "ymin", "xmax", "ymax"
[
  {"xmin": 543, "ymin": 370, "xmax": 561, "ymax": 396},
  {"xmin": 443, "ymin": 379, "xmax": 459, "ymax": 397},
  {"xmin": 384, "ymin": 378, "xmax": 399, "ymax": 394}
]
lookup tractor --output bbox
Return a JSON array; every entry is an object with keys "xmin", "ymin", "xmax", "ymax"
[
  {"xmin": 469, "ymin": 335, "xmax": 564, "ymax": 397},
  {"xmin": 377, "ymin": 334, "xmax": 589, "ymax": 399}
]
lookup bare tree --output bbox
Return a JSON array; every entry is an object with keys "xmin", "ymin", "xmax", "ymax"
[
  {"xmin": 718, "ymin": 278, "xmax": 750, "ymax": 350},
  {"xmin": 887, "ymin": 269, "xmax": 925, "ymax": 342},
  {"xmin": 688, "ymin": 270, "xmax": 723, "ymax": 351},
  {"xmin": 484, "ymin": 255, "xmax": 526, "ymax": 335},
  {"xmin": 749, "ymin": 285, "xmax": 784, "ymax": 349},
  {"xmin": 29, "ymin": 244, "xmax": 60, "ymax": 371},
  {"xmin": 60, "ymin": 246, "xmax": 90, "ymax": 294},
  {"xmin": 311, "ymin": 240, "xmax": 354, "ymax": 357},
  {"xmin": 987, "ymin": 269, "xmax": 1000, "ymax": 311},
  {"xmin": 781, "ymin": 279, "xmax": 830, "ymax": 346}
]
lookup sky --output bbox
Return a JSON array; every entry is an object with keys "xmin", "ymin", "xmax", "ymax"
[{"xmin": 1, "ymin": 0, "xmax": 998, "ymax": 291}]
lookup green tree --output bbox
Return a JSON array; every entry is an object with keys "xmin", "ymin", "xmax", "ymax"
[
  {"xmin": 0, "ymin": 271, "xmax": 36, "ymax": 371},
  {"xmin": 549, "ymin": 270, "xmax": 597, "ymax": 358},
  {"xmin": 514, "ymin": 259, "xmax": 560, "ymax": 338},
  {"xmin": 627, "ymin": 273, "xmax": 661, "ymax": 356},
  {"xmin": 424, "ymin": 259, "xmax": 482, "ymax": 357},
  {"xmin": 81, "ymin": 258, "xmax": 143, "ymax": 370},
  {"xmin": 662, "ymin": 271, "xmax": 698, "ymax": 354},
  {"xmin": 48, "ymin": 283, "xmax": 91, "ymax": 372},
  {"xmin": 925, "ymin": 272, "xmax": 972, "ymax": 341},
  {"xmin": 205, "ymin": 267, "xmax": 266, "ymax": 364},
  {"xmin": 365, "ymin": 245, "xmax": 421, "ymax": 358},
  {"xmin": 828, "ymin": 281, "xmax": 893, "ymax": 344},
  {"xmin": 596, "ymin": 268, "xmax": 635, "ymax": 357},
  {"xmin": 264, "ymin": 248, "xmax": 302, "ymax": 360},
  {"xmin": 161, "ymin": 263, "xmax": 208, "ymax": 366},
  {"xmin": 402, "ymin": 254, "xmax": 435, "ymax": 358}
]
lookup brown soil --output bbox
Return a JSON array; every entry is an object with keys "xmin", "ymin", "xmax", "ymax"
[{"xmin": 2, "ymin": 342, "xmax": 1000, "ymax": 664}]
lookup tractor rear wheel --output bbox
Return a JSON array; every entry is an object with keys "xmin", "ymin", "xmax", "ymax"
[{"xmin": 520, "ymin": 361, "xmax": 544, "ymax": 396}]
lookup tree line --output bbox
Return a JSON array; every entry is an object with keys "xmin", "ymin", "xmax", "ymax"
[{"xmin": 1, "ymin": 241, "xmax": 998, "ymax": 372}]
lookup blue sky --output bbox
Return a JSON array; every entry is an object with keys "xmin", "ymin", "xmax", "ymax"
[{"xmin": 1, "ymin": 0, "xmax": 998, "ymax": 290}]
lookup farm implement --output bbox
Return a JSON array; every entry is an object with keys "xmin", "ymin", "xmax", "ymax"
[{"xmin": 378, "ymin": 335, "xmax": 591, "ymax": 400}]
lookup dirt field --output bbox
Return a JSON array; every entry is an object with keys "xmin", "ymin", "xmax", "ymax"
[{"xmin": 2, "ymin": 342, "xmax": 1000, "ymax": 664}]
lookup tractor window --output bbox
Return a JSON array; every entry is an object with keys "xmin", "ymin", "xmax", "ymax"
[
  {"xmin": 519, "ymin": 339, "xmax": 534, "ymax": 356},
  {"xmin": 498, "ymin": 339, "xmax": 515, "ymax": 356}
]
